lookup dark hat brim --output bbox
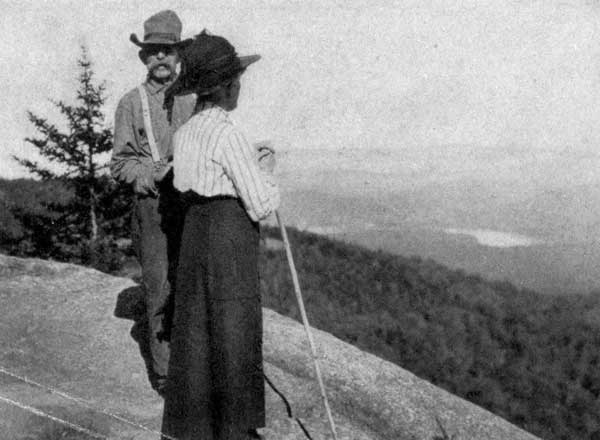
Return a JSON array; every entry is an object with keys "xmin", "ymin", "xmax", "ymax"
[
  {"xmin": 130, "ymin": 33, "xmax": 193, "ymax": 48},
  {"xmin": 165, "ymin": 53, "xmax": 261, "ymax": 99},
  {"xmin": 239, "ymin": 54, "xmax": 261, "ymax": 68}
]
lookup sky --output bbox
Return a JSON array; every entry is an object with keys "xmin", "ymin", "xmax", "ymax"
[{"xmin": 2, "ymin": 0, "xmax": 600, "ymax": 185}]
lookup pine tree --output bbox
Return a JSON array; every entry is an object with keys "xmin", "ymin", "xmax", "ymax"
[{"xmin": 14, "ymin": 46, "xmax": 113, "ymax": 244}]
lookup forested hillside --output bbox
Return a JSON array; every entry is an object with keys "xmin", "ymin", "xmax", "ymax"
[
  {"xmin": 260, "ymin": 227, "xmax": 600, "ymax": 440},
  {"xmin": 0, "ymin": 177, "xmax": 130, "ymax": 271},
  {"xmin": 2, "ymin": 178, "xmax": 600, "ymax": 439}
]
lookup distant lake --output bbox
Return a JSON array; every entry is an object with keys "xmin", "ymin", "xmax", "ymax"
[
  {"xmin": 444, "ymin": 228, "xmax": 543, "ymax": 248},
  {"xmin": 306, "ymin": 225, "xmax": 344, "ymax": 235}
]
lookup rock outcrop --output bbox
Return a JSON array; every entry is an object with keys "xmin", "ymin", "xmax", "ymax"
[{"xmin": 0, "ymin": 255, "xmax": 540, "ymax": 440}]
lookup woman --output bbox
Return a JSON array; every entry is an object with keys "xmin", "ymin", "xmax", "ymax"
[{"xmin": 161, "ymin": 31, "xmax": 279, "ymax": 440}]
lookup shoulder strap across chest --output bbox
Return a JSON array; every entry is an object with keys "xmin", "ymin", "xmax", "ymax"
[{"xmin": 137, "ymin": 85, "xmax": 161, "ymax": 163}]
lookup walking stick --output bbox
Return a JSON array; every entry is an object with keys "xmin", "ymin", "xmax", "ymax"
[{"xmin": 275, "ymin": 210, "xmax": 339, "ymax": 440}]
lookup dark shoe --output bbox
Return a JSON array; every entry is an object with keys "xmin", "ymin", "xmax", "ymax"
[{"xmin": 114, "ymin": 286, "xmax": 146, "ymax": 320}]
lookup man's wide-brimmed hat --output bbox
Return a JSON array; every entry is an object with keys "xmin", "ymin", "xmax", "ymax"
[
  {"xmin": 130, "ymin": 10, "xmax": 191, "ymax": 47},
  {"xmin": 165, "ymin": 31, "xmax": 260, "ymax": 100}
]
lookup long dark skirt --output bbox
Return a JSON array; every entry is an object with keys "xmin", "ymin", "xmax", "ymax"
[{"xmin": 161, "ymin": 195, "xmax": 265, "ymax": 440}]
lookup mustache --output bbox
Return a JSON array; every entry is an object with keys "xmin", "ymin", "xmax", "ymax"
[{"xmin": 149, "ymin": 61, "xmax": 174, "ymax": 71}]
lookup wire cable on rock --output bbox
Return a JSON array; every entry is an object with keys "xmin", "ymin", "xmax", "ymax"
[
  {"xmin": 0, "ymin": 365, "xmax": 178, "ymax": 440},
  {"xmin": 0, "ymin": 365, "xmax": 317, "ymax": 440},
  {"xmin": 0, "ymin": 393, "xmax": 107, "ymax": 439}
]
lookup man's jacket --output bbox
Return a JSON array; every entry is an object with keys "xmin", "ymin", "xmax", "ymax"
[{"xmin": 111, "ymin": 79, "xmax": 196, "ymax": 184}]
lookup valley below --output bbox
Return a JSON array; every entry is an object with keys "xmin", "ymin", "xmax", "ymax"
[{"xmin": 273, "ymin": 149, "xmax": 600, "ymax": 295}]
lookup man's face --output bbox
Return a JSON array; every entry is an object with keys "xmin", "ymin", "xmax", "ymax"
[{"xmin": 140, "ymin": 45, "xmax": 178, "ymax": 83}]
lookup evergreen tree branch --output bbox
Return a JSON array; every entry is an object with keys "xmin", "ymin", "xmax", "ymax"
[{"xmin": 14, "ymin": 45, "xmax": 115, "ymax": 244}]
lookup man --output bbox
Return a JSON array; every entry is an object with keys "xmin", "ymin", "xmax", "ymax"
[{"xmin": 111, "ymin": 10, "xmax": 196, "ymax": 395}]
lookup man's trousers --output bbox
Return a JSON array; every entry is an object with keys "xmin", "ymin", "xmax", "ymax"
[{"xmin": 130, "ymin": 185, "xmax": 183, "ymax": 393}]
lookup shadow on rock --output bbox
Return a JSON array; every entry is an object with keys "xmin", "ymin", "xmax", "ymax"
[{"xmin": 114, "ymin": 285, "xmax": 145, "ymax": 321}]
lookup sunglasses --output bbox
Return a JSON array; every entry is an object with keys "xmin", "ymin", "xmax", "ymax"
[{"xmin": 142, "ymin": 45, "xmax": 177, "ymax": 57}]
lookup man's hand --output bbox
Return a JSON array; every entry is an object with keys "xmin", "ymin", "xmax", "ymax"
[
  {"xmin": 153, "ymin": 161, "xmax": 173, "ymax": 183},
  {"xmin": 133, "ymin": 173, "xmax": 157, "ymax": 197},
  {"xmin": 254, "ymin": 140, "xmax": 276, "ymax": 174}
]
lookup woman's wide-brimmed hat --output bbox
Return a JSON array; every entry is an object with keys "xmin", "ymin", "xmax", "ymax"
[
  {"xmin": 165, "ymin": 30, "xmax": 260, "ymax": 100},
  {"xmin": 130, "ymin": 10, "xmax": 192, "ymax": 48}
]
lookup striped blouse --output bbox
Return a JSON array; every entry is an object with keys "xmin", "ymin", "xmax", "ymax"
[{"xmin": 173, "ymin": 102, "xmax": 280, "ymax": 222}]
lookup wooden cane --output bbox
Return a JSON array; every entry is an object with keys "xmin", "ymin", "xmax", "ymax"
[{"xmin": 275, "ymin": 210, "xmax": 339, "ymax": 440}]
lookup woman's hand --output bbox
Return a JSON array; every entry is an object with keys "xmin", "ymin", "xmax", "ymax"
[
  {"xmin": 258, "ymin": 152, "xmax": 276, "ymax": 173},
  {"xmin": 254, "ymin": 140, "xmax": 276, "ymax": 173}
]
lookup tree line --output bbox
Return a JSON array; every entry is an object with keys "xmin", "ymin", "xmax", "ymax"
[{"xmin": 259, "ymin": 226, "xmax": 600, "ymax": 440}]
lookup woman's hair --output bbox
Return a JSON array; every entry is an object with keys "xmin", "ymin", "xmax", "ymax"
[{"xmin": 195, "ymin": 70, "xmax": 245, "ymax": 104}]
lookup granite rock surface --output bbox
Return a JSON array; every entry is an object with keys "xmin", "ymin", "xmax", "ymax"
[{"xmin": 0, "ymin": 255, "xmax": 541, "ymax": 440}]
